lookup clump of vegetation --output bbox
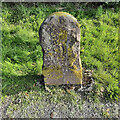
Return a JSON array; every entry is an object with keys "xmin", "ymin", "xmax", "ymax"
[{"xmin": 2, "ymin": 3, "xmax": 119, "ymax": 102}]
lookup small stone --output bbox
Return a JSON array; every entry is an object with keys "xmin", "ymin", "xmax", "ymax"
[
  {"xmin": 101, "ymin": 87, "xmax": 104, "ymax": 92},
  {"xmin": 50, "ymin": 111, "xmax": 57, "ymax": 118}
]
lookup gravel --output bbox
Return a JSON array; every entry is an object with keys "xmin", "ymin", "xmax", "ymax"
[{"xmin": 1, "ymin": 90, "xmax": 119, "ymax": 119}]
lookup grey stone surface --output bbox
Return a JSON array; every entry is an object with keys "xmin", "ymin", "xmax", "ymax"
[{"xmin": 39, "ymin": 12, "xmax": 82, "ymax": 85}]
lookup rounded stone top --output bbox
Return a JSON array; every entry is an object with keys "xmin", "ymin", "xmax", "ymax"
[{"xmin": 43, "ymin": 12, "xmax": 80, "ymax": 28}]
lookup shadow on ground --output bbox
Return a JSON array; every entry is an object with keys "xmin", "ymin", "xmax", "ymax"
[{"xmin": 2, "ymin": 74, "xmax": 45, "ymax": 96}]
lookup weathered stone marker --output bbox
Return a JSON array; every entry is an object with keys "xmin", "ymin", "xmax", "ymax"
[{"xmin": 39, "ymin": 12, "xmax": 82, "ymax": 85}]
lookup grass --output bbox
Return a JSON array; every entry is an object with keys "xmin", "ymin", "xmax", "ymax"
[{"xmin": 1, "ymin": 2, "xmax": 119, "ymax": 103}]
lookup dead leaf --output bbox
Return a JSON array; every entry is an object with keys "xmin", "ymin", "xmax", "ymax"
[
  {"xmin": 50, "ymin": 112, "xmax": 54, "ymax": 118},
  {"xmin": 106, "ymin": 108, "xmax": 109, "ymax": 112},
  {"xmin": 66, "ymin": 89, "xmax": 71, "ymax": 93},
  {"xmin": 33, "ymin": 84, "xmax": 35, "ymax": 87},
  {"xmin": 25, "ymin": 93, "xmax": 29, "ymax": 96},
  {"xmin": 106, "ymin": 112, "xmax": 110, "ymax": 117}
]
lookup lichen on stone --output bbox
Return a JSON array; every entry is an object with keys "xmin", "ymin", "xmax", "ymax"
[{"xmin": 39, "ymin": 12, "xmax": 82, "ymax": 85}]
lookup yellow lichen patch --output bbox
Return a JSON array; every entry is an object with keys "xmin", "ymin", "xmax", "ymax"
[
  {"xmin": 59, "ymin": 28, "xmax": 67, "ymax": 42},
  {"xmin": 48, "ymin": 52, "xmax": 53, "ymax": 56},
  {"xmin": 68, "ymin": 57, "xmax": 83, "ymax": 84},
  {"xmin": 43, "ymin": 67, "xmax": 63, "ymax": 82},
  {"xmin": 69, "ymin": 57, "xmax": 76, "ymax": 67},
  {"xmin": 51, "ymin": 12, "xmax": 71, "ymax": 17},
  {"xmin": 55, "ymin": 48, "xmax": 59, "ymax": 53},
  {"xmin": 56, "ymin": 28, "xmax": 68, "ymax": 59},
  {"xmin": 71, "ymin": 64, "xmax": 82, "ymax": 84},
  {"xmin": 67, "ymin": 81, "xmax": 70, "ymax": 84},
  {"xmin": 51, "ymin": 32, "xmax": 53, "ymax": 35}
]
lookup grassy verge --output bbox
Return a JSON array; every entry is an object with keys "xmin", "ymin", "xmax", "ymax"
[{"xmin": 2, "ymin": 3, "xmax": 119, "ymax": 102}]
